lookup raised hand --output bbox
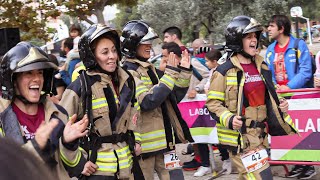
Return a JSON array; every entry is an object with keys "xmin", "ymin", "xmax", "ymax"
[
  {"xmin": 35, "ymin": 119, "xmax": 59, "ymax": 150},
  {"xmin": 63, "ymin": 114, "xmax": 89, "ymax": 143},
  {"xmin": 167, "ymin": 52, "xmax": 178, "ymax": 68},
  {"xmin": 180, "ymin": 50, "xmax": 191, "ymax": 69}
]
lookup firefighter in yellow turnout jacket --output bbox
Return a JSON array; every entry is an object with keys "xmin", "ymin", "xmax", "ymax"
[
  {"xmin": 0, "ymin": 42, "xmax": 89, "ymax": 179},
  {"xmin": 59, "ymin": 24, "xmax": 143, "ymax": 179},
  {"xmin": 121, "ymin": 20, "xmax": 194, "ymax": 180},
  {"xmin": 206, "ymin": 16, "xmax": 297, "ymax": 180}
]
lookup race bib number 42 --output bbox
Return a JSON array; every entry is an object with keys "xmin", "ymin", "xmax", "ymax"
[
  {"xmin": 164, "ymin": 150, "xmax": 181, "ymax": 169},
  {"xmin": 241, "ymin": 148, "xmax": 268, "ymax": 173}
]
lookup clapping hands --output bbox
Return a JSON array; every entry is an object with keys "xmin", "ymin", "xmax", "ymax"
[
  {"xmin": 63, "ymin": 114, "xmax": 89, "ymax": 143},
  {"xmin": 179, "ymin": 50, "xmax": 191, "ymax": 69}
]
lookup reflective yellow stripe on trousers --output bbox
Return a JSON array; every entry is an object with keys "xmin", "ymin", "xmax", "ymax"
[{"xmin": 247, "ymin": 172, "xmax": 256, "ymax": 180}]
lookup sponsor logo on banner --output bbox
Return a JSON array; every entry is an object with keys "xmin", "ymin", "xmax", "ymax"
[{"xmin": 178, "ymin": 94, "xmax": 218, "ymax": 144}]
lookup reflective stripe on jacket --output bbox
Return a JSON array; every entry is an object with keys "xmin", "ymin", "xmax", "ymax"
[
  {"xmin": 124, "ymin": 58, "xmax": 194, "ymax": 157},
  {"xmin": 206, "ymin": 55, "xmax": 297, "ymax": 152},
  {"xmin": 59, "ymin": 67, "xmax": 139, "ymax": 178},
  {"xmin": 0, "ymin": 97, "xmax": 70, "ymax": 180}
]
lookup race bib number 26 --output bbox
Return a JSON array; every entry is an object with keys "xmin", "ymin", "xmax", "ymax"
[
  {"xmin": 241, "ymin": 148, "xmax": 268, "ymax": 173},
  {"xmin": 164, "ymin": 150, "xmax": 181, "ymax": 169}
]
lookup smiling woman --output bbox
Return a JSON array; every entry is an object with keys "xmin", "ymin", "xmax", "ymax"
[
  {"xmin": 0, "ymin": 41, "xmax": 81, "ymax": 179},
  {"xmin": 14, "ymin": 69, "xmax": 44, "ymax": 104},
  {"xmin": 92, "ymin": 37, "xmax": 118, "ymax": 73},
  {"xmin": 58, "ymin": 24, "xmax": 143, "ymax": 179}
]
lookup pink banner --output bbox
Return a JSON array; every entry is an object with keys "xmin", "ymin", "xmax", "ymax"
[
  {"xmin": 177, "ymin": 97, "xmax": 216, "ymax": 128},
  {"xmin": 271, "ymin": 89, "xmax": 320, "ymax": 161}
]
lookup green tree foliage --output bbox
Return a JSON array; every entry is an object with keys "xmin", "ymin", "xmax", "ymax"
[
  {"xmin": 112, "ymin": 5, "xmax": 142, "ymax": 30},
  {"xmin": 0, "ymin": 0, "xmax": 59, "ymax": 41},
  {"xmin": 0, "ymin": 0, "xmax": 138, "ymax": 42},
  {"xmin": 57, "ymin": 0, "xmax": 138, "ymax": 24},
  {"xmin": 136, "ymin": 0, "xmax": 315, "ymax": 44}
]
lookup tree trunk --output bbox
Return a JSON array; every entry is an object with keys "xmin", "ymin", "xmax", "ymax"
[
  {"xmin": 193, "ymin": 24, "xmax": 200, "ymax": 40},
  {"xmin": 94, "ymin": 8, "xmax": 105, "ymax": 24},
  {"xmin": 207, "ymin": 14, "xmax": 214, "ymax": 45}
]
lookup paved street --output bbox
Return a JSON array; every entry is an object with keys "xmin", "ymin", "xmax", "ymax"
[{"xmin": 154, "ymin": 144, "xmax": 319, "ymax": 179}]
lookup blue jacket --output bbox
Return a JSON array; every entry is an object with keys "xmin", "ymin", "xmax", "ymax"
[
  {"xmin": 265, "ymin": 35, "xmax": 312, "ymax": 89},
  {"xmin": 60, "ymin": 58, "xmax": 81, "ymax": 86}
]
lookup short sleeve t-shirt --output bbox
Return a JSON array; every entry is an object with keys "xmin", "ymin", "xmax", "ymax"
[
  {"xmin": 12, "ymin": 103, "xmax": 45, "ymax": 140},
  {"xmin": 273, "ymin": 42, "xmax": 289, "ymax": 85},
  {"xmin": 241, "ymin": 62, "xmax": 266, "ymax": 107}
]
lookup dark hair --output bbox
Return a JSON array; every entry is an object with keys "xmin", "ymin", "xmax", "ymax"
[
  {"xmin": 163, "ymin": 26, "xmax": 182, "ymax": 40},
  {"xmin": 48, "ymin": 54, "xmax": 59, "ymax": 66},
  {"xmin": 205, "ymin": 49, "xmax": 222, "ymax": 62},
  {"xmin": 162, "ymin": 42, "xmax": 182, "ymax": 58},
  {"xmin": 64, "ymin": 37, "xmax": 74, "ymax": 50},
  {"xmin": 268, "ymin": 15, "xmax": 291, "ymax": 36},
  {"xmin": 90, "ymin": 34, "xmax": 117, "ymax": 54},
  {"xmin": 70, "ymin": 24, "xmax": 83, "ymax": 36},
  {"xmin": 0, "ymin": 138, "xmax": 55, "ymax": 180}
]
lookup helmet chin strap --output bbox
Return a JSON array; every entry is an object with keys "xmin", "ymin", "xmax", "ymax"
[
  {"xmin": 15, "ymin": 95, "xmax": 46, "ymax": 105},
  {"xmin": 240, "ymin": 49, "xmax": 254, "ymax": 60},
  {"xmin": 136, "ymin": 55, "xmax": 149, "ymax": 62}
]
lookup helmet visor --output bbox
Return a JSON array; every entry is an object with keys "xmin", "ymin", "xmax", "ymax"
[
  {"xmin": 14, "ymin": 61, "xmax": 58, "ymax": 73},
  {"xmin": 243, "ymin": 18, "xmax": 263, "ymax": 34},
  {"xmin": 140, "ymin": 27, "xmax": 159, "ymax": 44}
]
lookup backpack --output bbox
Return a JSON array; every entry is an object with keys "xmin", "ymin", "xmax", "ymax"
[{"xmin": 293, "ymin": 38, "xmax": 316, "ymax": 87}]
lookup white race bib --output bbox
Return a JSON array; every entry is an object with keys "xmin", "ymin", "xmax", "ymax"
[
  {"xmin": 164, "ymin": 150, "xmax": 181, "ymax": 169},
  {"xmin": 241, "ymin": 148, "xmax": 268, "ymax": 173}
]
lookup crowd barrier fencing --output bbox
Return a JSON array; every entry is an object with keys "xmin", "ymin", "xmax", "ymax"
[{"xmin": 177, "ymin": 89, "xmax": 320, "ymax": 176}]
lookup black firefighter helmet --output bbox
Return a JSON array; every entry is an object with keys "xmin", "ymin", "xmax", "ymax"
[
  {"xmin": 0, "ymin": 42, "xmax": 57, "ymax": 100},
  {"xmin": 225, "ymin": 15, "xmax": 263, "ymax": 53},
  {"xmin": 78, "ymin": 24, "xmax": 121, "ymax": 70},
  {"xmin": 120, "ymin": 20, "xmax": 159, "ymax": 58}
]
